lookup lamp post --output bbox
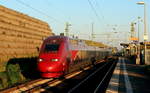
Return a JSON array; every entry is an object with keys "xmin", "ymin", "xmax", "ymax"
[
  {"xmin": 137, "ymin": 17, "xmax": 141, "ymax": 42},
  {"xmin": 137, "ymin": 1, "xmax": 148, "ymax": 65},
  {"xmin": 137, "ymin": 1, "xmax": 148, "ymax": 41}
]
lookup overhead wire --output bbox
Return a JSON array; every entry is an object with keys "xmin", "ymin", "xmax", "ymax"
[
  {"xmin": 94, "ymin": 0, "xmax": 107, "ymax": 24},
  {"xmin": 3, "ymin": 0, "xmax": 98, "ymax": 39},
  {"xmin": 87, "ymin": 0, "xmax": 102, "ymax": 23},
  {"xmin": 42, "ymin": 0, "xmax": 70, "ymax": 20},
  {"xmin": 15, "ymin": 0, "xmax": 64, "ymax": 24},
  {"xmin": 41, "ymin": 0, "xmax": 86, "ymax": 37}
]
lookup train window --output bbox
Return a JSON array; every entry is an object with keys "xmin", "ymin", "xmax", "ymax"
[{"xmin": 44, "ymin": 44, "xmax": 59, "ymax": 52}]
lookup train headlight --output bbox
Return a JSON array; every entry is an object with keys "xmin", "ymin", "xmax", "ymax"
[
  {"xmin": 38, "ymin": 58, "xmax": 43, "ymax": 62},
  {"xmin": 51, "ymin": 59, "xmax": 58, "ymax": 62}
]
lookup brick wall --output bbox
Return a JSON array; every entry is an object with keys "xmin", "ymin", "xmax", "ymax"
[{"xmin": 0, "ymin": 5, "xmax": 52, "ymax": 71}]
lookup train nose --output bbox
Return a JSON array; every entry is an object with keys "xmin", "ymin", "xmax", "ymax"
[
  {"xmin": 37, "ymin": 62, "xmax": 55, "ymax": 72},
  {"xmin": 37, "ymin": 60, "xmax": 63, "ymax": 72},
  {"xmin": 47, "ymin": 66, "xmax": 53, "ymax": 70}
]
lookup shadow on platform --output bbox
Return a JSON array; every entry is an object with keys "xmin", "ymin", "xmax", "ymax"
[{"xmin": 107, "ymin": 58, "xmax": 150, "ymax": 93}]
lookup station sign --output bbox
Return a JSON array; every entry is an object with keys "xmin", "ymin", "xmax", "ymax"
[{"xmin": 129, "ymin": 37, "xmax": 138, "ymax": 41}]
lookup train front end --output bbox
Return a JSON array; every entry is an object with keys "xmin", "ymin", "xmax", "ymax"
[{"xmin": 37, "ymin": 36, "xmax": 68, "ymax": 78}]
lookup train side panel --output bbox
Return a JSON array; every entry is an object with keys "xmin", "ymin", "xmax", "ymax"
[{"xmin": 37, "ymin": 36, "xmax": 112, "ymax": 78}]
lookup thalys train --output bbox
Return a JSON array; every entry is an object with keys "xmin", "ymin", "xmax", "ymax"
[{"xmin": 37, "ymin": 36, "xmax": 112, "ymax": 78}]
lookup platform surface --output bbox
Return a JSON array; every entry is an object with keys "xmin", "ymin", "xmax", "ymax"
[{"xmin": 106, "ymin": 57, "xmax": 150, "ymax": 93}]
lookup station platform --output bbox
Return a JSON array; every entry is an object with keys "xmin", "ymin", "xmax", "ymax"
[{"xmin": 106, "ymin": 57, "xmax": 150, "ymax": 93}]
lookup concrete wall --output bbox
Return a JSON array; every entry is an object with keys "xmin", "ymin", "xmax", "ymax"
[{"xmin": 0, "ymin": 5, "xmax": 52, "ymax": 71}]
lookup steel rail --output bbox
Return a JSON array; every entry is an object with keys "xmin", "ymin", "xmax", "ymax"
[
  {"xmin": 94, "ymin": 61, "xmax": 116, "ymax": 93},
  {"xmin": 0, "ymin": 78, "xmax": 50, "ymax": 93},
  {"xmin": 68, "ymin": 62, "xmax": 109, "ymax": 93},
  {"xmin": 32, "ymin": 65, "xmax": 93, "ymax": 93}
]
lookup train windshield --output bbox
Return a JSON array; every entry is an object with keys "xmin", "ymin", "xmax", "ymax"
[{"xmin": 44, "ymin": 44, "xmax": 59, "ymax": 52}]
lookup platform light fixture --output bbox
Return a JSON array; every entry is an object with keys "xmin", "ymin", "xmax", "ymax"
[{"xmin": 137, "ymin": 1, "xmax": 148, "ymax": 41}]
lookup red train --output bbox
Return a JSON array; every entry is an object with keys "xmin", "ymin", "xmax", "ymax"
[{"xmin": 37, "ymin": 36, "xmax": 111, "ymax": 78}]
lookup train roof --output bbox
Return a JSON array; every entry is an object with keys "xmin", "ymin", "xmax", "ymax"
[
  {"xmin": 43, "ymin": 36, "xmax": 69, "ymax": 42},
  {"xmin": 45, "ymin": 36, "xmax": 68, "ymax": 40},
  {"xmin": 42, "ymin": 35, "xmax": 112, "ymax": 52}
]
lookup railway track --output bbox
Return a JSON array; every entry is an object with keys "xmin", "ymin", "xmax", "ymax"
[
  {"xmin": 32, "ymin": 58, "xmax": 116, "ymax": 93},
  {"xmin": 0, "ymin": 64, "xmax": 93, "ymax": 93},
  {"xmin": 0, "ymin": 78, "xmax": 53, "ymax": 93},
  {"xmin": 68, "ymin": 60, "xmax": 116, "ymax": 93},
  {"xmin": 34, "ymin": 58, "xmax": 116, "ymax": 93},
  {"xmin": 0, "ymin": 57, "xmax": 117, "ymax": 93}
]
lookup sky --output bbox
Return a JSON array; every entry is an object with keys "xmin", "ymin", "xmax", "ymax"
[{"xmin": 0, "ymin": 0, "xmax": 150, "ymax": 48}]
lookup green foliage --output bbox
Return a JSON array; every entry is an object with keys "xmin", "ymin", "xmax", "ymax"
[
  {"xmin": 0, "ymin": 57, "xmax": 39, "ymax": 90},
  {"xmin": 6, "ymin": 63, "xmax": 25, "ymax": 85},
  {"xmin": 0, "ymin": 72, "xmax": 9, "ymax": 90}
]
